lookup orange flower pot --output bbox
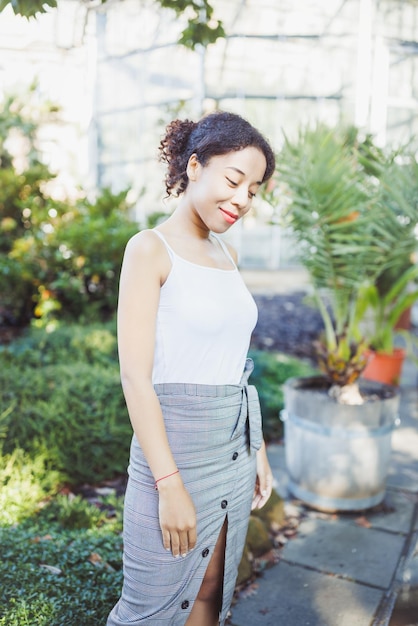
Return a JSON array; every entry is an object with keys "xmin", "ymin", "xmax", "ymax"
[
  {"xmin": 394, "ymin": 306, "xmax": 411, "ymax": 331},
  {"xmin": 361, "ymin": 348, "xmax": 406, "ymax": 386}
]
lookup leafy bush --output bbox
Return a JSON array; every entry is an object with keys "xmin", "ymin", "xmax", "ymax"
[
  {"xmin": 249, "ymin": 349, "xmax": 317, "ymax": 440},
  {"xmin": 0, "ymin": 449, "xmax": 61, "ymax": 525},
  {"xmin": 2, "ymin": 320, "xmax": 118, "ymax": 367},
  {"xmin": 1, "ymin": 184, "xmax": 138, "ymax": 326},
  {"xmin": 42, "ymin": 492, "xmax": 122, "ymax": 531},
  {"xmin": 0, "ymin": 464, "xmax": 124, "ymax": 624},
  {"xmin": 1, "ymin": 361, "xmax": 130, "ymax": 484},
  {"xmin": 0, "ymin": 516, "xmax": 123, "ymax": 625},
  {"xmin": 0, "ymin": 323, "xmax": 130, "ymax": 484},
  {"xmin": 38, "ymin": 187, "xmax": 139, "ymax": 323}
]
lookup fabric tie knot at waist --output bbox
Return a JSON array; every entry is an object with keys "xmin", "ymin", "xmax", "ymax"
[{"xmin": 231, "ymin": 358, "xmax": 263, "ymax": 452}]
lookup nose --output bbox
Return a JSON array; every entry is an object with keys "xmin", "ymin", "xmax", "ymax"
[{"xmin": 231, "ymin": 185, "xmax": 251, "ymax": 211}]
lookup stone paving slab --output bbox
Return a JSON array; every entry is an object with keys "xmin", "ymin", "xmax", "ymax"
[
  {"xmin": 388, "ymin": 533, "xmax": 418, "ymax": 625},
  {"xmin": 230, "ymin": 561, "xmax": 383, "ymax": 626},
  {"xmin": 396, "ymin": 389, "xmax": 418, "ymax": 427},
  {"xmin": 387, "ymin": 425, "xmax": 418, "ymax": 492},
  {"xmin": 358, "ymin": 489, "xmax": 417, "ymax": 535},
  {"xmin": 405, "ymin": 534, "xmax": 418, "ymax": 584},
  {"xmin": 280, "ymin": 518, "xmax": 406, "ymax": 589}
]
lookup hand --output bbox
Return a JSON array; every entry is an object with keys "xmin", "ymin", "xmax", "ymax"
[
  {"xmin": 251, "ymin": 441, "xmax": 273, "ymax": 510},
  {"xmin": 158, "ymin": 474, "xmax": 197, "ymax": 558}
]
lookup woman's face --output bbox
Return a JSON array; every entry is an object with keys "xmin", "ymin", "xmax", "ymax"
[{"xmin": 186, "ymin": 146, "xmax": 267, "ymax": 233}]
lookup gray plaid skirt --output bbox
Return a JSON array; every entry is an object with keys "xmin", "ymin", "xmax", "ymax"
[{"xmin": 106, "ymin": 359, "xmax": 262, "ymax": 626}]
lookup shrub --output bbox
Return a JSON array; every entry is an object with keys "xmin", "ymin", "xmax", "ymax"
[
  {"xmin": 1, "ymin": 185, "xmax": 138, "ymax": 327},
  {"xmin": 0, "ymin": 323, "xmax": 130, "ymax": 484},
  {"xmin": 44, "ymin": 493, "xmax": 105, "ymax": 530},
  {"xmin": 40, "ymin": 187, "xmax": 139, "ymax": 323},
  {"xmin": 0, "ymin": 518, "xmax": 123, "ymax": 625},
  {"xmin": 0, "ymin": 449, "xmax": 61, "ymax": 525},
  {"xmin": 2, "ymin": 320, "xmax": 118, "ymax": 367},
  {"xmin": 1, "ymin": 361, "xmax": 130, "ymax": 484}
]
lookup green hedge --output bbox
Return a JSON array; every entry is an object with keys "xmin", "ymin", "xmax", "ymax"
[
  {"xmin": 2, "ymin": 321, "xmax": 118, "ymax": 367},
  {"xmin": 1, "ymin": 361, "xmax": 130, "ymax": 484},
  {"xmin": 0, "ymin": 323, "xmax": 129, "ymax": 484}
]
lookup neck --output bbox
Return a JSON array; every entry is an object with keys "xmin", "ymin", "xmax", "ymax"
[{"xmin": 164, "ymin": 200, "xmax": 210, "ymax": 240}]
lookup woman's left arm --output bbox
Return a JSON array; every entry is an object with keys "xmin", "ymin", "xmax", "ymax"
[{"xmin": 251, "ymin": 441, "xmax": 273, "ymax": 510}]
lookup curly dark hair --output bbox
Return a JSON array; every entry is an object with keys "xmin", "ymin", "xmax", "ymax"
[{"xmin": 158, "ymin": 111, "xmax": 276, "ymax": 197}]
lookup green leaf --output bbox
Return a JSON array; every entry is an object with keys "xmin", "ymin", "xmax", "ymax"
[{"xmin": 0, "ymin": 0, "xmax": 57, "ymax": 18}]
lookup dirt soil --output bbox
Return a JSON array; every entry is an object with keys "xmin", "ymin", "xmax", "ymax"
[{"xmin": 250, "ymin": 292, "xmax": 324, "ymax": 360}]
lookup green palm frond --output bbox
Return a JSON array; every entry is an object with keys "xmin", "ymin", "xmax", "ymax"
[
  {"xmin": 278, "ymin": 125, "xmax": 382, "ymax": 329},
  {"xmin": 276, "ymin": 123, "xmax": 418, "ymax": 383}
]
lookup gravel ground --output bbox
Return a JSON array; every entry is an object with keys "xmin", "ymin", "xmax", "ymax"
[{"xmin": 250, "ymin": 292, "xmax": 324, "ymax": 360}]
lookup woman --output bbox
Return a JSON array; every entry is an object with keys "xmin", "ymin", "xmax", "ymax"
[{"xmin": 107, "ymin": 111, "xmax": 276, "ymax": 626}]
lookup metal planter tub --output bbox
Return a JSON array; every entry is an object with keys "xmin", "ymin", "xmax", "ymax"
[{"xmin": 282, "ymin": 376, "xmax": 400, "ymax": 512}]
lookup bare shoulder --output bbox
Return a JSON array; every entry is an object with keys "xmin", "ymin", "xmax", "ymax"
[
  {"xmin": 122, "ymin": 229, "xmax": 171, "ymax": 280},
  {"xmin": 125, "ymin": 229, "xmax": 164, "ymax": 256}
]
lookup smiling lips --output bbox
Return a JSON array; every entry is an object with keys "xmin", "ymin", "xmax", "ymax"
[{"xmin": 219, "ymin": 208, "xmax": 238, "ymax": 224}]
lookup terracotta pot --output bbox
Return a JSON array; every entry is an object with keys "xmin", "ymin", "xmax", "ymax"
[
  {"xmin": 394, "ymin": 306, "xmax": 411, "ymax": 331},
  {"xmin": 361, "ymin": 348, "xmax": 406, "ymax": 386}
]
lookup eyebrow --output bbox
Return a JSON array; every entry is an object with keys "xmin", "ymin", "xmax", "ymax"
[{"xmin": 226, "ymin": 166, "xmax": 262, "ymax": 186}]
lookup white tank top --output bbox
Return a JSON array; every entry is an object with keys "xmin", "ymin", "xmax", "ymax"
[{"xmin": 152, "ymin": 230, "xmax": 258, "ymax": 385}]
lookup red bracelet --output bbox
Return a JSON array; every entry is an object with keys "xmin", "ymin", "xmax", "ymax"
[{"xmin": 154, "ymin": 469, "xmax": 179, "ymax": 490}]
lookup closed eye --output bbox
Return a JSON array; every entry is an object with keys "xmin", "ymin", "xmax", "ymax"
[{"xmin": 226, "ymin": 176, "xmax": 256, "ymax": 200}]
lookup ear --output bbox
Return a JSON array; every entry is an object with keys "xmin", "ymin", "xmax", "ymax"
[{"xmin": 186, "ymin": 153, "xmax": 201, "ymax": 182}]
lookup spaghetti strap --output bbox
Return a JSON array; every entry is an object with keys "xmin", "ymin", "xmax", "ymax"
[
  {"xmin": 211, "ymin": 234, "xmax": 237, "ymax": 269},
  {"xmin": 153, "ymin": 229, "xmax": 175, "ymax": 262}
]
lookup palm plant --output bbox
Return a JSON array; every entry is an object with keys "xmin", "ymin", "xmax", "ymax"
[
  {"xmin": 276, "ymin": 124, "xmax": 389, "ymax": 401},
  {"xmin": 356, "ymin": 145, "xmax": 418, "ymax": 355}
]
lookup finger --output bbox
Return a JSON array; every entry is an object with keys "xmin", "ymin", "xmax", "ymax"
[
  {"xmin": 170, "ymin": 532, "xmax": 180, "ymax": 558},
  {"xmin": 255, "ymin": 492, "xmax": 269, "ymax": 509},
  {"xmin": 256, "ymin": 476, "xmax": 273, "ymax": 509},
  {"xmin": 261, "ymin": 472, "xmax": 273, "ymax": 497},
  {"xmin": 188, "ymin": 527, "xmax": 197, "ymax": 551},
  {"xmin": 179, "ymin": 532, "xmax": 189, "ymax": 557},
  {"xmin": 251, "ymin": 486, "xmax": 263, "ymax": 510},
  {"xmin": 251, "ymin": 479, "xmax": 261, "ymax": 510},
  {"xmin": 258, "ymin": 473, "xmax": 268, "ymax": 497},
  {"xmin": 162, "ymin": 529, "xmax": 171, "ymax": 552}
]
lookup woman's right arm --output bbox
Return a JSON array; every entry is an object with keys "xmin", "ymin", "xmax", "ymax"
[{"xmin": 117, "ymin": 230, "xmax": 196, "ymax": 558}]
